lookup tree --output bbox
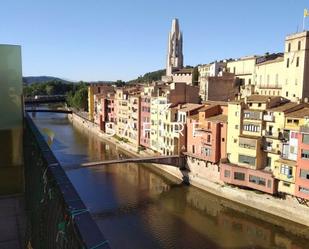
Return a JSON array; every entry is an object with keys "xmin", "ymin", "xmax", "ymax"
[{"xmin": 192, "ymin": 66, "xmax": 199, "ymax": 86}]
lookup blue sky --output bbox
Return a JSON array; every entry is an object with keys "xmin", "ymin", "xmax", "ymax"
[{"xmin": 1, "ymin": 0, "xmax": 308, "ymax": 81}]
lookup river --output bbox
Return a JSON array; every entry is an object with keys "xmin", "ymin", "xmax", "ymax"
[{"xmin": 31, "ymin": 112, "xmax": 309, "ymax": 249}]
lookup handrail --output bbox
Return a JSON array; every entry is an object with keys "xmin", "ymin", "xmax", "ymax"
[{"xmin": 24, "ymin": 113, "xmax": 110, "ymax": 249}]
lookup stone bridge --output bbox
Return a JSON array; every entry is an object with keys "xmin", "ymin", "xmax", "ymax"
[{"xmin": 64, "ymin": 155, "xmax": 186, "ymax": 171}]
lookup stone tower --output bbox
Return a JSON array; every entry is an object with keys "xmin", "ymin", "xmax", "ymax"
[{"xmin": 166, "ymin": 18, "xmax": 183, "ymax": 76}]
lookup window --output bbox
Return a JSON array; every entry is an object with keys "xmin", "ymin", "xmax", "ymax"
[
  {"xmin": 299, "ymin": 186, "xmax": 309, "ymax": 195},
  {"xmin": 283, "ymin": 182, "xmax": 290, "ymax": 187},
  {"xmin": 235, "ymin": 111, "xmax": 238, "ymax": 116},
  {"xmin": 243, "ymin": 124, "xmax": 260, "ymax": 132},
  {"xmin": 288, "ymin": 43, "xmax": 291, "ymax": 52},
  {"xmin": 258, "ymin": 103, "xmax": 262, "ymax": 107},
  {"xmin": 267, "ymin": 75, "xmax": 270, "ymax": 85},
  {"xmin": 267, "ymin": 180, "xmax": 272, "ymax": 188},
  {"xmin": 207, "ymin": 134, "xmax": 211, "ymax": 143},
  {"xmin": 287, "ymin": 58, "xmax": 290, "ymax": 68},
  {"xmin": 249, "ymin": 79, "xmax": 252, "ymax": 85},
  {"xmin": 296, "ymin": 57, "xmax": 300, "ymax": 67},
  {"xmin": 192, "ymin": 145, "xmax": 195, "ymax": 154},
  {"xmin": 235, "ymin": 125, "xmax": 239, "ymax": 129},
  {"xmin": 239, "ymin": 155, "xmax": 256, "ymax": 166},
  {"xmin": 224, "ymin": 170, "xmax": 230, "ymax": 178},
  {"xmin": 298, "ymin": 41, "xmax": 301, "ymax": 50},
  {"xmin": 303, "ymin": 134, "xmax": 309, "ymax": 144},
  {"xmin": 286, "ymin": 91, "xmax": 288, "ymax": 97},
  {"xmin": 249, "ymin": 175, "xmax": 266, "ymax": 186},
  {"xmin": 280, "ymin": 164, "xmax": 293, "ymax": 177},
  {"xmin": 259, "ymin": 75, "xmax": 262, "ymax": 85},
  {"xmin": 234, "ymin": 172, "xmax": 245, "ymax": 181},
  {"xmin": 300, "ymin": 169, "xmax": 309, "ymax": 180},
  {"xmin": 275, "ymin": 74, "xmax": 279, "ymax": 86}
]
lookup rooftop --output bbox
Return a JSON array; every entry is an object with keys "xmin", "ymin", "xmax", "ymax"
[
  {"xmin": 247, "ymin": 95, "xmax": 279, "ymax": 103},
  {"xmin": 176, "ymin": 103, "xmax": 203, "ymax": 112},
  {"xmin": 267, "ymin": 102, "xmax": 300, "ymax": 112},
  {"xmin": 286, "ymin": 107, "xmax": 309, "ymax": 118},
  {"xmin": 206, "ymin": 114, "xmax": 227, "ymax": 123}
]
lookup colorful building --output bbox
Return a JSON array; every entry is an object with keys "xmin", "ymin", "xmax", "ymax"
[
  {"xmin": 221, "ymin": 95, "xmax": 289, "ymax": 194},
  {"xmin": 185, "ymin": 102, "xmax": 228, "ymax": 183}
]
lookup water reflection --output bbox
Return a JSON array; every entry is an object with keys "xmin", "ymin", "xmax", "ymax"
[{"xmin": 32, "ymin": 112, "xmax": 309, "ymax": 249}]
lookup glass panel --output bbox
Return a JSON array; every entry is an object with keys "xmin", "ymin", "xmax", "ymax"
[{"xmin": 0, "ymin": 45, "xmax": 23, "ymax": 195}]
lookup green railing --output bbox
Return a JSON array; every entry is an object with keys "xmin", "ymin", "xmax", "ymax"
[{"xmin": 23, "ymin": 113, "xmax": 110, "ymax": 249}]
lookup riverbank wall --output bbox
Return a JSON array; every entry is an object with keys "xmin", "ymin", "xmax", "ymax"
[{"xmin": 68, "ymin": 112, "xmax": 309, "ymax": 230}]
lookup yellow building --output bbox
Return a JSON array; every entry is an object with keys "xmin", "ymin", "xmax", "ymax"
[
  {"xmin": 226, "ymin": 56, "xmax": 257, "ymax": 86},
  {"xmin": 282, "ymin": 31, "xmax": 309, "ymax": 100},
  {"xmin": 226, "ymin": 95, "xmax": 287, "ymax": 170},
  {"xmin": 88, "ymin": 83, "xmax": 114, "ymax": 121},
  {"xmin": 255, "ymin": 54, "xmax": 283, "ymax": 97}
]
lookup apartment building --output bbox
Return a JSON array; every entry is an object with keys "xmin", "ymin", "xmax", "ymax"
[
  {"xmin": 221, "ymin": 95, "xmax": 289, "ymax": 194},
  {"xmin": 159, "ymin": 103, "xmax": 203, "ymax": 156},
  {"xmin": 140, "ymin": 88, "xmax": 152, "ymax": 148},
  {"xmin": 149, "ymin": 82, "xmax": 200, "ymax": 153},
  {"xmin": 226, "ymin": 56, "xmax": 257, "ymax": 86},
  {"xmin": 127, "ymin": 94, "xmax": 141, "ymax": 146},
  {"xmin": 88, "ymin": 83, "xmax": 114, "ymax": 121},
  {"xmin": 186, "ymin": 102, "xmax": 228, "ymax": 183},
  {"xmin": 296, "ymin": 111, "xmax": 309, "ymax": 201},
  {"xmin": 115, "ymin": 88, "xmax": 129, "ymax": 138}
]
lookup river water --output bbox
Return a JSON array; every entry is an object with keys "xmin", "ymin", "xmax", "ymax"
[{"xmin": 32, "ymin": 112, "xmax": 309, "ymax": 249}]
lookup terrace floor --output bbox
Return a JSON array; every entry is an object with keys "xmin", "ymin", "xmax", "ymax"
[{"xmin": 0, "ymin": 195, "xmax": 26, "ymax": 249}]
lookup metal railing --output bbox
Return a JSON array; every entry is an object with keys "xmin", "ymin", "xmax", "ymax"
[{"xmin": 24, "ymin": 113, "xmax": 110, "ymax": 249}]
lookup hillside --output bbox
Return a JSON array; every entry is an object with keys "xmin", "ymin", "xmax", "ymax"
[
  {"xmin": 23, "ymin": 76, "xmax": 71, "ymax": 84},
  {"xmin": 127, "ymin": 69, "xmax": 166, "ymax": 84}
]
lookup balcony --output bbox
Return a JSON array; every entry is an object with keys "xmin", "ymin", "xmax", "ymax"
[
  {"xmin": 263, "ymin": 114, "xmax": 275, "ymax": 122},
  {"xmin": 23, "ymin": 114, "xmax": 110, "ymax": 249}
]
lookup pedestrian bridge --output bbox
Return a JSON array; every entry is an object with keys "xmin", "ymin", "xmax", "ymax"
[
  {"xmin": 24, "ymin": 95, "xmax": 66, "ymax": 105},
  {"xmin": 25, "ymin": 109, "xmax": 72, "ymax": 114},
  {"xmin": 64, "ymin": 155, "xmax": 186, "ymax": 171}
]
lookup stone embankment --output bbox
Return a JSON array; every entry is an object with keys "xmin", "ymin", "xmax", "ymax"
[{"xmin": 68, "ymin": 112, "xmax": 309, "ymax": 230}]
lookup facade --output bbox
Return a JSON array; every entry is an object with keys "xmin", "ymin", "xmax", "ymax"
[
  {"xmin": 88, "ymin": 83, "xmax": 114, "ymax": 121},
  {"xmin": 226, "ymin": 56, "xmax": 257, "ymax": 86},
  {"xmin": 149, "ymin": 82, "xmax": 200, "ymax": 153},
  {"xmin": 255, "ymin": 53, "xmax": 284, "ymax": 97},
  {"xmin": 282, "ymin": 32, "xmax": 309, "ymax": 100},
  {"xmin": 172, "ymin": 68, "xmax": 193, "ymax": 85},
  {"xmin": 296, "ymin": 119, "xmax": 309, "ymax": 200},
  {"xmin": 202, "ymin": 72, "xmax": 240, "ymax": 102},
  {"xmin": 186, "ymin": 103, "xmax": 228, "ymax": 183},
  {"xmin": 140, "ymin": 90, "xmax": 151, "ymax": 148},
  {"xmin": 221, "ymin": 95, "xmax": 290, "ymax": 194}
]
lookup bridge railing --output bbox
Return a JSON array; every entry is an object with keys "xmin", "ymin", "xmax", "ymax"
[{"xmin": 24, "ymin": 113, "xmax": 110, "ymax": 249}]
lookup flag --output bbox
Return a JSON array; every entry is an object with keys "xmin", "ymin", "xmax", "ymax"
[{"xmin": 304, "ymin": 8, "xmax": 309, "ymax": 17}]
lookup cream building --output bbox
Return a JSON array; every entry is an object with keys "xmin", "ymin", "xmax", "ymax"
[
  {"xmin": 282, "ymin": 31, "xmax": 309, "ymax": 100},
  {"xmin": 226, "ymin": 56, "xmax": 257, "ymax": 86}
]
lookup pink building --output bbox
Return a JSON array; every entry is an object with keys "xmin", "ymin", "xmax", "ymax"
[
  {"xmin": 220, "ymin": 163, "xmax": 277, "ymax": 194},
  {"xmin": 140, "ymin": 95, "xmax": 151, "ymax": 148},
  {"xmin": 186, "ymin": 104, "xmax": 228, "ymax": 163},
  {"xmin": 295, "ymin": 129, "xmax": 309, "ymax": 201}
]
